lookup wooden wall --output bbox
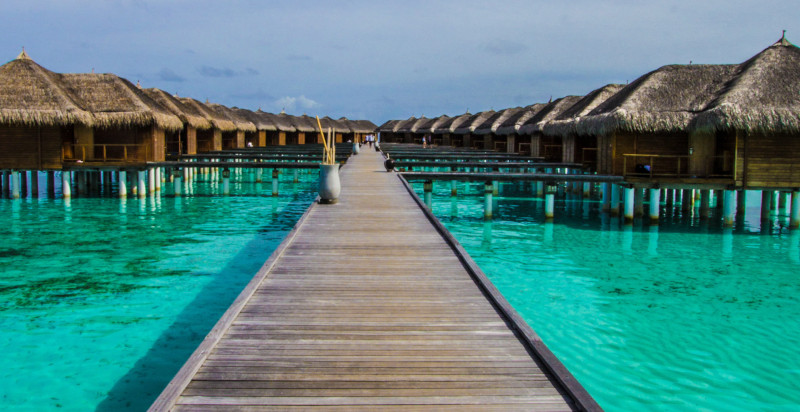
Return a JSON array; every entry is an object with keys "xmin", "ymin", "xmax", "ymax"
[
  {"xmin": 743, "ymin": 131, "xmax": 800, "ymax": 188},
  {"xmin": 0, "ymin": 126, "xmax": 64, "ymax": 169}
]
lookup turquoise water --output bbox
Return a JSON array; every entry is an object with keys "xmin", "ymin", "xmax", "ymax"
[
  {"xmin": 0, "ymin": 170, "xmax": 317, "ymax": 411},
  {"xmin": 415, "ymin": 181, "xmax": 800, "ymax": 412}
]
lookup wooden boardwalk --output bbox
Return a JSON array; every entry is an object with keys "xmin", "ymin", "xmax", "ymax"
[{"xmin": 151, "ymin": 149, "xmax": 598, "ymax": 411}]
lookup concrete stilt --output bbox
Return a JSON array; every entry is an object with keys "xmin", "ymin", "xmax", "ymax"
[
  {"xmin": 47, "ymin": 171, "xmax": 55, "ymax": 197},
  {"xmin": 62, "ymin": 171, "xmax": 71, "ymax": 199},
  {"xmin": 148, "ymin": 167, "xmax": 156, "ymax": 194},
  {"xmin": 137, "ymin": 171, "xmax": 146, "ymax": 198},
  {"xmin": 610, "ymin": 184, "xmax": 620, "ymax": 216},
  {"xmin": 723, "ymin": 190, "xmax": 736, "ymax": 227},
  {"xmin": 492, "ymin": 181, "xmax": 499, "ymax": 196},
  {"xmin": 293, "ymin": 169, "xmax": 299, "ymax": 183},
  {"xmin": 174, "ymin": 175, "xmax": 182, "ymax": 197},
  {"xmin": 633, "ymin": 188, "xmax": 644, "ymax": 218},
  {"xmin": 536, "ymin": 181, "xmax": 544, "ymax": 197},
  {"xmin": 771, "ymin": 191, "xmax": 779, "ymax": 212},
  {"xmin": 272, "ymin": 169, "xmax": 279, "ymax": 197},
  {"xmin": 601, "ymin": 183, "xmax": 610, "ymax": 212},
  {"xmin": 155, "ymin": 168, "xmax": 162, "ymax": 191},
  {"xmin": 119, "ymin": 171, "xmax": 127, "ymax": 198},
  {"xmin": 30, "ymin": 171, "xmax": 39, "ymax": 198},
  {"xmin": 583, "ymin": 182, "xmax": 591, "ymax": 198},
  {"xmin": 424, "ymin": 181, "xmax": 433, "ymax": 210},
  {"xmin": 790, "ymin": 191, "xmax": 800, "ymax": 229},
  {"xmin": 623, "ymin": 187, "xmax": 635, "ymax": 224},
  {"xmin": 256, "ymin": 168, "xmax": 263, "ymax": 183},
  {"xmin": 761, "ymin": 190, "xmax": 772, "ymax": 220},
  {"xmin": 649, "ymin": 188, "xmax": 661, "ymax": 224},
  {"xmin": 451, "ymin": 180, "xmax": 457, "ymax": 196},
  {"xmin": 11, "ymin": 171, "xmax": 20, "ymax": 199},
  {"xmin": 699, "ymin": 190, "xmax": 711, "ymax": 219},
  {"xmin": 223, "ymin": 168, "xmax": 231, "ymax": 196},
  {"xmin": 484, "ymin": 182, "xmax": 493, "ymax": 219},
  {"xmin": 544, "ymin": 186, "xmax": 555, "ymax": 221}
]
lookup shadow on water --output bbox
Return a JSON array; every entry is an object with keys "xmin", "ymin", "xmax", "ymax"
[{"xmin": 95, "ymin": 191, "xmax": 315, "ymax": 412}]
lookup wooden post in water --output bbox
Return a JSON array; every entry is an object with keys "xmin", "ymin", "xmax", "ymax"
[
  {"xmin": 681, "ymin": 189, "xmax": 694, "ymax": 213},
  {"xmin": 601, "ymin": 183, "xmax": 610, "ymax": 212},
  {"xmin": 610, "ymin": 183, "xmax": 620, "ymax": 216},
  {"xmin": 424, "ymin": 180, "xmax": 433, "ymax": 210},
  {"xmin": 761, "ymin": 190, "xmax": 772, "ymax": 220},
  {"xmin": 723, "ymin": 190, "xmax": 736, "ymax": 227},
  {"xmin": 272, "ymin": 169, "xmax": 279, "ymax": 197},
  {"xmin": 483, "ymin": 181, "xmax": 493, "ymax": 219},
  {"xmin": 624, "ymin": 187, "xmax": 635, "ymax": 224},
  {"xmin": 47, "ymin": 171, "xmax": 55, "ymax": 198},
  {"xmin": 30, "ymin": 171, "xmax": 39, "ymax": 198},
  {"xmin": 737, "ymin": 189, "xmax": 747, "ymax": 216}
]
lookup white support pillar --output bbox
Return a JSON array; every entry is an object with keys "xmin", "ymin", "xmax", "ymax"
[
  {"xmin": 649, "ymin": 188, "xmax": 661, "ymax": 224},
  {"xmin": 723, "ymin": 190, "xmax": 736, "ymax": 227},
  {"xmin": 451, "ymin": 180, "xmax": 457, "ymax": 196},
  {"xmin": 222, "ymin": 168, "xmax": 231, "ymax": 196},
  {"xmin": 583, "ymin": 181, "xmax": 591, "ymax": 198},
  {"xmin": 11, "ymin": 171, "xmax": 20, "ymax": 199},
  {"xmin": 544, "ymin": 186, "xmax": 555, "ymax": 221},
  {"xmin": 173, "ymin": 169, "xmax": 182, "ymax": 197},
  {"xmin": 137, "ymin": 170, "xmax": 146, "ymax": 198},
  {"xmin": 118, "ymin": 171, "xmax": 127, "ymax": 198},
  {"xmin": 293, "ymin": 169, "xmax": 299, "ymax": 183},
  {"xmin": 148, "ymin": 167, "xmax": 156, "ymax": 194},
  {"xmin": 272, "ymin": 169, "xmax": 279, "ymax": 197},
  {"xmin": 256, "ymin": 168, "xmax": 263, "ymax": 183},
  {"xmin": 791, "ymin": 191, "xmax": 800, "ymax": 229},
  {"xmin": 62, "ymin": 171, "xmax": 72, "ymax": 199},
  {"xmin": 155, "ymin": 168, "xmax": 162, "ymax": 191},
  {"xmin": 536, "ymin": 181, "xmax": 544, "ymax": 197},
  {"xmin": 492, "ymin": 181, "xmax": 499, "ymax": 196},
  {"xmin": 771, "ymin": 191, "xmax": 780, "ymax": 212},
  {"xmin": 484, "ymin": 182, "xmax": 493, "ymax": 219},
  {"xmin": 624, "ymin": 187, "xmax": 635, "ymax": 224}
]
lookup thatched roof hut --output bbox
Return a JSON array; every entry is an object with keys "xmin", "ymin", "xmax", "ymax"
[
  {"xmin": 287, "ymin": 114, "xmax": 318, "ymax": 133},
  {"xmin": 143, "ymin": 88, "xmax": 212, "ymax": 130},
  {"xmin": 693, "ymin": 37, "xmax": 800, "ymax": 134},
  {"xmin": 541, "ymin": 84, "xmax": 624, "ymax": 137},
  {"xmin": 0, "ymin": 50, "xmax": 93, "ymax": 128},
  {"xmin": 392, "ymin": 117, "xmax": 418, "ymax": 133},
  {"xmin": 518, "ymin": 96, "xmax": 584, "ymax": 135},
  {"xmin": 575, "ymin": 65, "xmax": 738, "ymax": 136},
  {"xmin": 433, "ymin": 112, "xmax": 472, "ymax": 134},
  {"xmin": 179, "ymin": 98, "xmax": 238, "ymax": 132},
  {"xmin": 351, "ymin": 119, "xmax": 378, "ymax": 134},
  {"xmin": 377, "ymin": 119, "xmax": 400, "ymax": 133},
  {"xmin": 473, "ymin": 107, "xmax": 524, "ymax": 135},
  {"xmin": 453, "ymin": 111, "xmax": 496, "ymax": 135},
  {"xmin": 232, "ymin": 107, "xmax": 277, "ymax": 131},
  {"xmin": 207, "ymin": 103, "xmax": 257, "ymax": 133},
  {"xmin": 494, "ymin": 104, "xmax": 547, "ymax": 135},
  {"xmin": 258, "ymin": 111, "xmax": 295, "ymax": 132},
  {"xmin": 57, "ymin": 72, "xmax": 183, "ymax": 131}
]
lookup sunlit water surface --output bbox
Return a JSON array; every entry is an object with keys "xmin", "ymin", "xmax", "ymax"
[
  {"xmin": 0, "ymin": 171, "xmax": 317, "ymax": 411},
  {"xmin": 415, "ymin": 181, "xmax": 800, "ymax": 412}
]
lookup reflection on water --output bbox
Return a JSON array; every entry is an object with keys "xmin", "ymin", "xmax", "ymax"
[{"xmin": 415, "ymin": 181, "xmax": 800, "ymax": 412}]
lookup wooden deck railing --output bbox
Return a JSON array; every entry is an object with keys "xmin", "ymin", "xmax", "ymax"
[
  {"xmin": 622, "ymin": 153, "xmax": 733, "ymax": 178},
  {"xmin": 64, "ymin": 144, "xmax": 150, "ymax": 163}
]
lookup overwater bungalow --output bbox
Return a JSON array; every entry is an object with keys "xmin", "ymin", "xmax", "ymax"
[
  {"xmin": 143, "ymin": 88, "xmax": 213, "ymax": 155},
  {"xmin": 433, "ymin": 112, "xmax": 473, "ymax": 146},
  {"xmin": 349, "ymin": 119, "xmax": 379, "ymax": 142},
  {"xmin": 494, "ymin": 103, "xmax": 546, "ymax": 154},
  {"xmin": 376, "ymin": 119, "xmax": 401, "ymax": 142},
  {"xmin": 257, "ymin": 110, "xmax": 295, "ymax": 145},
  {"xmin": 417, "ymin": 115, "xmax": 450, "ymax": 145},
  {"xmin": 207, "ymin": 103, "xmax": 256, "ymax": 149},
  {"xmin": 388, "ymin": 116, "xmax": 418, "ymax": 143},
  {"xmin": 519, "ymin": 96, "xmax": 583, "ymax": 161},
  {"xmin": 0, "ymin": 50, "xmax": 94, "ymax": 171},
  {"xmin": 178, "ymin": 98, "xmax": 236, "ymax": 153},
  {"xmin": 472, "ymin": 107, "xmax": 524, "ymax": 152},
  {"xmin": 541, "ymin": 84, "xmax": 624, "ymax": 169},
  {"xmin": 231, "ymin": 107, "xmax": 276, "ymax": 147},
  {"xmin": 453, "ymin": 110, "xmax": 496, "ymax": 148}
]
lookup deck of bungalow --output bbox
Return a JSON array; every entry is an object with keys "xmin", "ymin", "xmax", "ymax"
[{"xmin": 150, "ymin": 149, "xmax": 598, "ymax": 411}]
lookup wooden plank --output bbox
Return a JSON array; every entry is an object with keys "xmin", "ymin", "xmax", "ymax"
[{"xmin": 150, "ymin": 150, "xmax": 592, "ymax": 411}]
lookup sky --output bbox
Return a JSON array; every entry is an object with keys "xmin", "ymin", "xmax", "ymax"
[{"xmin": 1, "ymin": 0, "xmax": 799, "ymax": 124}]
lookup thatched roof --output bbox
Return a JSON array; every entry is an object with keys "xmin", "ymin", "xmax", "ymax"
[
  {"xmin": 333, "ymin": 117, "xmax": 359, "ymax": 133},
  {"xmin": 392, "ymin": 117, "xmax": 418, "ymax": 133},
  {"xmin": 286, "ymin": 114, "xmax": 316, "ymax": 133},
  {"xmin": 143, "ymin": 88, "xmax": 212, "ymax": 130},
  {"xmin": 206, "ymin": 103, "xmax": 257, "ymax": 133},
  {"xmin": 518, "ymin": 96, "xmax": 584, "ymax": 134},
  {"xmin": 351, "ymin": 119, "xmax": 378, "ymax": 133},
  {"xmin": 453, "ymin": 110, "xmax": 496, "ymax": 135},
  {"xmin": 409, "ymin": 117, "xmax": 434, "ymax": 133},
  {"xmin": 473, "ymin": 107, "xmax": 524, "ymax": 135},
  {"xmin": 256, "ymin": 111, "xmax": 294, "ymax": 132},
  {"xmin": 0, "ymin": 50, "xmax": 94, "ymax": 127},
  {"xmin": 575, "ymin": 64, "xmax": 739, "ymax": 136},
  {"xmin": 494, "ymin": 104, "xmax": 547, "ymax": 135},
  {"xmin": 231, "ymin": 107, "xmax": 277, "ymax": 131},
  {"xmin": 377, "ymin": 119, "xmax": 400, "ymax": 132},
  {"xmin": 541, "ymin": 84, "xmax": 624, "ymax": 137},
  {"xmin": 693, "ymin": 37, "xmax": 800, "ymax": 134},
  {"xmin": 433, "ymin": 112, "xmax": 473, "ymax": 134},
  {"xmin": 179, "ymin": 98, "xmax": 238, "ymax": 132},
  {"xmin": 58, "ymin": 72, "xmax": 183, "ymax": 132}
]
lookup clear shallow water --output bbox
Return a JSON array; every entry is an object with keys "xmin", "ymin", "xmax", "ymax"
[
  {"xmin": 0, "ymin": 169, "xmax": 317, "ymax": 411},
  {"xmin": 415, "ymin": 181, "xmax": 800, "ymax": 412}
]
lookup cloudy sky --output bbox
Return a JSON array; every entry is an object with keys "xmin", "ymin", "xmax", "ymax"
[{"xmin": 1, "ymin": 1, "xmax": 798, "ymax": 124}]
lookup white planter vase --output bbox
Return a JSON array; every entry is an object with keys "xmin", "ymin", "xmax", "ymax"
[
  {"xmin": 353, "ymin": 142, "xmax": 360, "ymax": 155},
  {"xmin": 319, "ymin": 164, "xmax": 341, "ymax": 204}
]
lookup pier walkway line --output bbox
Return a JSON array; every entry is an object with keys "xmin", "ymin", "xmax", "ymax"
[{"xmin": 151, "ymin": 149, "xmax": 596, "ymax": 411}]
